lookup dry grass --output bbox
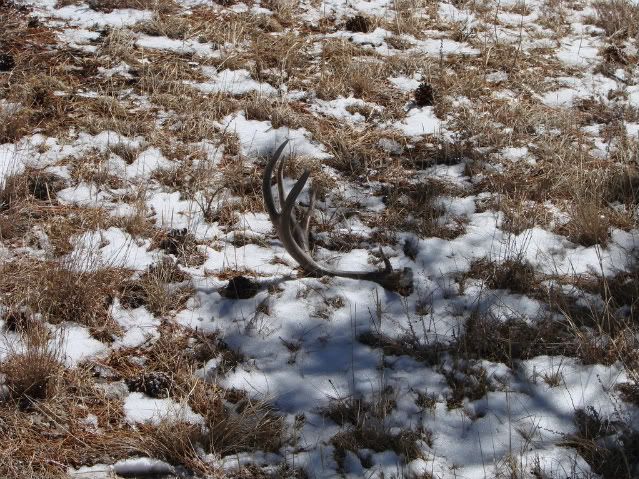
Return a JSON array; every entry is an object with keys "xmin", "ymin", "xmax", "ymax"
[
  {"xmin": 0, "ymin": 344, "xmax": 143, "ymax": 478},
  {"xmin": 1, "ymin": 325, "xmax": 64, "ymax": 408},
  {"xmin": 332, "ymin": 426, "xmax": 426, "ymax": 468},
  {"xmin": 467, "ymin": 256, "xmax": 537, "ymax": 294},
  {"xmin": 120, "ymin": 258, "xmax": 194, "ymax": 316},
  {"xmin": 87, "ymin": 0, "xmax": 177, "ymax": 13},
  {"xmin": 591, "ymin": 0, "xmax": 639, "ymax": 39},
  {"xmin": 0, "ymin": 168, "xmax": 65, "ymax": 209},
  {"xmin": 562, "ymin": 406, "xmax": 639, "ymax": 479},
  {"xmin": 0, "ymin": 259, "xmax": 126, "ymax": 339}
]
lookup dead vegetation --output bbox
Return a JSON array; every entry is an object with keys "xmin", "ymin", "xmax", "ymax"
[
  {"xmin": 120, "ymin": 258, "xmax": 194, "ymax": 316},
  {"xmin": 325, "ymin": 391, "xmax": 431, "ymax": 472},
  {"xmin": 0, "ymin": 259, "xmax": 126, "ymax": 339}
]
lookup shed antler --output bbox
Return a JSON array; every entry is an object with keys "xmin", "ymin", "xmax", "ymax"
[{"xmin": 263, "ymin": 141, "xmax": 413, "ymax": 295}]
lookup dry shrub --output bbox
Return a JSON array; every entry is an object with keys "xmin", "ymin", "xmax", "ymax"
[
  {"xmin": 592, "ymin": 0, "xmax": 639, "ymax": 39},
  {"xmin": 120, "ymin": 258, "xmax": 194, "ymax": 316},
  {"xmin": 0, "ymin": 259, "xmax": 125, "ymax": 338}
]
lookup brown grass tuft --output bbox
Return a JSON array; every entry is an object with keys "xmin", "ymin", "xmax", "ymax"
[
  {"xmin": 120, "ymin": 258, "xmax": 194, "ymax": 317},
  {"xmin": 0, "ymin": 259, "xmax": 126, "ymax": 339},
  {"xmin": 592, "ymin": 0, "xmax": 639, "ymax": 39},
  {"xmin": 1, "ymin": 325, "xmax": 64, "ymax": 408}
]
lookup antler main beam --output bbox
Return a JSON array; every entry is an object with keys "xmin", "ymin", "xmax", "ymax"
[{"xmin": 263, "ymin": 140, "xmax": 413, "ymax": 295}]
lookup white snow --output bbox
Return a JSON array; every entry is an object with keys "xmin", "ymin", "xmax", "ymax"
[
  {"xmin": 188, "ymin": 68, "xmax": 277, "ymax": 96},
  {"xmin": 124, "ymin": 392, "xmax": 204, "ymax": 425}
]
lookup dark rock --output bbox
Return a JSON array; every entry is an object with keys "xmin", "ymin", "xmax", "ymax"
[
  {"xmin": 345, "ymin": 15, "xmax": 370, "ymax": 33},
  {"xmin": 220, "ymin": 276, "xmax": 259, "ymax": 299},
  {"xmin": 0, "ymin": 53, "xmax": 15, "ymax": 72}
]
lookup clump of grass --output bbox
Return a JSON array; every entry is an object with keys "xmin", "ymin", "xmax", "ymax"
[
  {"xmin": 358, "ymin": 330, "xmax": 444, "ymax": 365},
  {"xmin": 120, "ymin": 258, "xmax": 194, "ymax": 317},
  {"xmin": 377, "ymin": 180, "xmax": 465, "ymax": 239},
  {"xmin": 457, "ymin": 311, "xmax": 573, "ymax": 366},
  {"xmin": 467, "ymin": 256, "xmax": 537, "ymax": 294},
  {"xmin": 108, "ymin": 142, "xmax": 140, "ymax": 164},
  {"xmin": 441, "ymin": 361, "xmax": 492, "ymax": 409},
  {"xmin": 87, "ymin": 0, "xmax": 177, "ymax": 13},
  {"xmin": 0, "ymin": 325, "xmax": 63, "ymax": 408},
  {"xmin": 135, "ymin": 12, "xmax": 193, "ymax": 39},
  {"xmin": 203, "ymin": 396, "xmax": 284, "ymax": 456},
  {"xmin": 0, "ymin": 260, "xmax": 125, "ymax": 339},
  {"xmin": 0, "ymin": 105, "xmax": 31, "ymax": 143},
  {"xmin": 0, "ymin": 168, "xmax": 65, "ymax": 209},
  {"xmin": 331, "ymin": 424, "xmax": 428, "ymax": 471},
  {"xmin": 156, "ymin": 228, "xmax": 206, "ymax": 266},
  {"xmin": 141, "ymin": 419, "xmax": 208, "ymax": 474},
  {"xmin": 562, "ymin": 201, "xmax": 611, "ymax": 247},
  {"xmin": 562, "ymin": 406, "xmax": 639, "ymax": 479},
  {"xmin": 592, "ymin": 0, "xmax": 639, "ymax": 39}
]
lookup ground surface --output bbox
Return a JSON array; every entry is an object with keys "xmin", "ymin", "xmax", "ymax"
[{"xmin": 0, "ymin": 0, "xmax": 638, "ymax": 477}]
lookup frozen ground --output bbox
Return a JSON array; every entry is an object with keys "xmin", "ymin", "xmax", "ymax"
[{"xmin": 0, "ymin": 0, "xmax": 638, "ymax": 477}]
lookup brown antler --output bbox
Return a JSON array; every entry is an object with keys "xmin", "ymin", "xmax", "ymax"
[{"xmin": 263, "ymin": 141, "xmax": 413, "ymax": 295}]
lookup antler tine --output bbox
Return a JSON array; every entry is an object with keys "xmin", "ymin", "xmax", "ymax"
[
  {"xmin": 277, "ymin": 153, "xmax": 286, "ymax": 211},
  {"xmin": 282, "ymin": 168, "xmax": 311, "ymax": 220},
  {"xmin": 263, "ymin": 140, "xmax": 289, "ymax": 223},
  {"xmin": 301, "ymin": 187, "xmax": 316, "ymax": 251}
]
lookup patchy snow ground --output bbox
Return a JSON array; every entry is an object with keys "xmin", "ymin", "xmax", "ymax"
[{"xmin": 1, "ymin": 0, "xmax": 638, "ymax": 477}]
